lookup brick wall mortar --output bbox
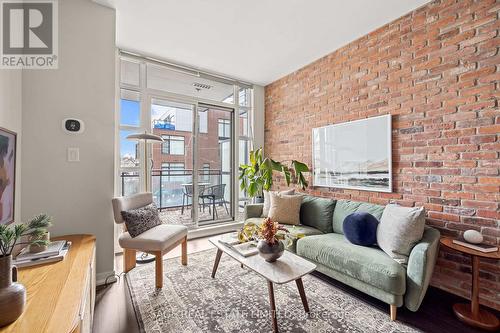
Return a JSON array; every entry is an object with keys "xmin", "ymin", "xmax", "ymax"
[{"xmin": 264, "ymin": 0, "xmax": 500, "ymax": 310}]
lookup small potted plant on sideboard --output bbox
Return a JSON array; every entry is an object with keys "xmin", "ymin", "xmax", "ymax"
[{"xmin": 0, "ymin": 214, "xmax": 52, "ymax": 327}]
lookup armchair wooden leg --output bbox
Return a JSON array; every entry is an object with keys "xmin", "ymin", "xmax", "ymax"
[
  {"xmin": 123, "ymin": 249, "xmax": 136, "ymax": 273},
  {"xmin": 181, "ymin": 237, "xmax": 188, "ymax": 266},
  {"xmin": 390, "ymin": 305, "xmax": 397, "ymax": 321},
  {"xmin": 155, "ymin": 251, "xmax": 163, "ymax": 289}
]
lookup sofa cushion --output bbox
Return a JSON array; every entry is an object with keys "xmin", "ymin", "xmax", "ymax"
[
  {"xmin": 121, "ymin": 203, "xmax": 161, "ymax": 237},
  {"xmin": 297, "ymin": 234, "xmax": 406, "ymax": 295},
  {"xmin": 268, "ymin": 193, "xmax": 302, "ymax": 225},
  {"xmin": 244, "ymin": 218, "xmax": 323, "ymax": 253},
  {"xmin": 332, "ymin": 200, "xmax": 385, "ymax": 234},
  {"xmin": 332, "ymin": 200, "xmax": 362, "ymax": 234},
  {"xmin": 300, "ymin": 195, "xmax": 336, "ymax": 233},
  {"xmin": 377, "ymin": 204, "xmax": 426, "ymax": 265},
  {"xmin": 119, "ymin": 224, "xmax": 187, "ymax": 251},
  {"xmin": 262, "ymin": 189, "xmax": 295, "ymax": 217},
  {"xmin": 357, "ymin": 202, "xmax": 385, "ymax": 220}
]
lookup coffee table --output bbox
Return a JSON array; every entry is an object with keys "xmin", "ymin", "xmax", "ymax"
[{"xmin": 209, "ymin": 234, "xmax": 316, "ymax": 333}]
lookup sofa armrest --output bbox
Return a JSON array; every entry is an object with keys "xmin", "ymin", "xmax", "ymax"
[
  {"xmin": 404, "ymin": 226, "xmax": 440, "ymax": 312},
  {"xmin": 244, "ymin": 204, "xmax": 263, "ymax": 219}
]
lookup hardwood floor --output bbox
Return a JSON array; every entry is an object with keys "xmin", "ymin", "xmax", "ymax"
[
  {"xmin": 93, "ymin": 237, "xmax": 499, "ymax": 333},
  {"xmin": 93, "ymin": 237, "xmax": 214, "ymax": 333}
]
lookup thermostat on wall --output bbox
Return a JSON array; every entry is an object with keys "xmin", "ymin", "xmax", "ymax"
[{"xmin": 62, "ymin": 118, "xmax": 85, "ymax": 134}]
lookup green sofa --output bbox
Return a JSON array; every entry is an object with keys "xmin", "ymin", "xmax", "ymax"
[{"xmin": 244, "ymin": 195, "xmax": 440, "ymax": 320}]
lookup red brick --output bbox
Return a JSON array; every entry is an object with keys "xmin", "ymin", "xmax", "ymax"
[
  {"xmin": 459, "ymin": 135, "xmax": 496, "ymax": 144},
  {"xmin": 478, "ymin": 177, "xmax": 500, "ymax": 185},
  {"xmin": 461, "ymin": 151, "xmax": 498, "ymax": 160},
  {"xmin": 461, "ymin": 217, "xmax": 497, "ymax": 227},
  {"xmin": 461, "ymin": 200, "xmax": 498, "ymax": 209},
  {"xmin": 478, "ymin": 125, "xmax": 500, "ymax": 134},
  {"xmin": 477, "ymin": 210, "xmax": 500, "ymax": 219},
  {"xmin": 463, "ymin": 184, "xmax": 499, "ymax": 193},
  {"xmin": 428, "ymin": 211, "xmax": 460, "ymax": 222},
  {"xmin": 442, "ymin": 191, "xmax": 474, "ymax": 200},
  {"xmin": 414, "ymin": 161, "xmax": 443, "ymax": 167}
]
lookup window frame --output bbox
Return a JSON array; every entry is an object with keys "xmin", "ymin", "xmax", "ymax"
[
  {"xmin": 218, "ymin": 118, "xmax": 231, "ymax": 139},
  {"xmin": 161, "ymin": 135, "xmax": 185, "ymax": 155},
  {"xmin": 117, "ymin": 53, "xmax": 255, "ymax": 225}
]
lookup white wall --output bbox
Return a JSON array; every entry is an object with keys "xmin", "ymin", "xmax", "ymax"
[
  {"xmin": 253, "ymin": 85, "xmax": 265, "ymax": 150},
  {"xmin": 21, "ymin": 0, "xmax": 116, "ymax": 277},
  {"xmin": 0, "ymin": 71, "xmax": 22, "ymax": 222}
]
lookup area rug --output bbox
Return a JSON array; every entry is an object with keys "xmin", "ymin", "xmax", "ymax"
[{"xmin": 126, "ymin": 249, "xmax": 420, "ymax": 333}]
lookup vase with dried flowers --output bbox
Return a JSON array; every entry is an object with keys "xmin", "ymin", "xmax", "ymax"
[
  {"xmin": 0, "ymin": 214, "xmax": 52, "ymax": 327},
  {"xmin": 256, "ymin": 217, "xmax": 288, "ymax": 262}
]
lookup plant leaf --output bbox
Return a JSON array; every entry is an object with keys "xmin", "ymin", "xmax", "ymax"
[{"xmin": 292, "ymin": 160, "xmax": 309, "ymax": 173}]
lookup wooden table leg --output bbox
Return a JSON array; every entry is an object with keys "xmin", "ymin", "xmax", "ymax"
[
  {"xmin": 295, "ymin": 278, "xmax": 310, "ymax": 313},
  {"xmin": 211, "ymin": 249, "xmax": 223, "ymax": 278},
  {"xmin": 453, "ymin": 255, "xmax": 500, "ymax": 331},
  {"xmin": 267, "ymin": 281, "xmax": 279, "ymax": 333}
]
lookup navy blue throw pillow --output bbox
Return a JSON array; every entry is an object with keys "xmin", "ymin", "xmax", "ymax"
[{"xmin": 343, "ymin": 212, "xmax": 379, "ymax": 246}]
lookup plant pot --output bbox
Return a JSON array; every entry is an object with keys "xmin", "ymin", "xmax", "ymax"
[
  {"xmin": 29, "ymin": 232, "xmax": 50, "ymax": 253},
  {"xmin": 257, "ymin": 240, "xmax": 284, "ymax": 262},
  {"xmin": 0, "ymin": 255, "xmax": 26, "ymax": 327}
]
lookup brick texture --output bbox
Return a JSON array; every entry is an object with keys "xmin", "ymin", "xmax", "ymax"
[{"xmin": 264, "ymin": 0, "xmax": 500, "ymax": 310}]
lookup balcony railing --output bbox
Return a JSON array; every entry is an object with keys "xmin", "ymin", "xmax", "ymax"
[{"xmin": 120, "ymin": 169, "xmax": 230, "ymax": 210}]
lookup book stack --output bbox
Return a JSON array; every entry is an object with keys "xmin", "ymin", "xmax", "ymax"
[
  {"xmin": 14, "ymin": 240, "xmax": 72, "ymax": 268},
  {"xmin": 219, "ymin": 232, "xmax": 258, "ymax": 257},
  {"xmin": 452, "ymin": 238, "xmax": 498, "ymax": 253}
]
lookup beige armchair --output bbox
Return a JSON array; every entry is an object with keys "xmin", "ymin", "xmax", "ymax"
[{"xmin": 112, "ymin": 192, "xmax": 188, "ymax": 288}]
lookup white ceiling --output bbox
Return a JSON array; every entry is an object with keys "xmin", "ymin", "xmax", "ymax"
[{"xmin": 96, "ymin": 0, "xmax": 430, "ymax": 86}]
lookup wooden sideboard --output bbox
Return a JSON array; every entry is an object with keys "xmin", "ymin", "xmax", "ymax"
[{"xmin": 0, "ymin": 234, "xmax": 96, "ymax": 333}]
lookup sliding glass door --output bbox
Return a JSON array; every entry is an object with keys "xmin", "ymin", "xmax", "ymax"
[
  {"xmin": 197, "ymin": 104, "xmax": 234, "ymax": 225},
  {"xmin": 148, "ymin": 97, "xmax": 234, "ymax": 228}
]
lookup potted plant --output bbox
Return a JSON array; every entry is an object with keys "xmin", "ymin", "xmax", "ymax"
[
  {"xmin": 0, "ymin": 214, "xmax": 52, "ymax": 327},
  {"xmin": 256, "ymin": 217, "xmax": 288, "ymax": 262},
  {"xmin": 239, "ymin": 147, "xmax": 310, "ymax": 203}
]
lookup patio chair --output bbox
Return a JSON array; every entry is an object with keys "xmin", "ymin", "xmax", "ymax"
[
  {"xmin": 200, "ymin": 184, "xmax": 229, "ymax": 219},
  {"xmin": 181, "ymin": 184, "xmax": 205, "ymax": 214}
]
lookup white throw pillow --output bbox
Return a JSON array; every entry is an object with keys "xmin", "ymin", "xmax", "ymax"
[
  {"xmin": 262, "ymin": 189, "xmax": 295, "ymax": 217},
  {"xmin": 268, "ymin": 192, "xmax": 302, "ymax": 225},
  {"xmin": 376, "ymin": 204, "xmax": 426, "ymax": 265}
]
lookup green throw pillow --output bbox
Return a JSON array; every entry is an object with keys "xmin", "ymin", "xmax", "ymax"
[{"xmin": 300, "ymin": 196, "xmax": 336, "ymax": 233}]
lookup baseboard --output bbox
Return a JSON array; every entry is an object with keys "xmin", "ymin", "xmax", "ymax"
[
  {"xmin": 96, "ymin": 270, "xmax": 118, "ymax": 286},
  {"xmin": 187, "ymin": 221, "xmax": 243, "ymax": 239}
]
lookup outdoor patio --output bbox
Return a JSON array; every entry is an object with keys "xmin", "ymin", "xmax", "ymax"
[{"xmin": 159, "ymin": 205, "xmax": 245, "ymax": 229}]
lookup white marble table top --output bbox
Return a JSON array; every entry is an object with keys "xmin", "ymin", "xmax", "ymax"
[{"xmin": 209, "ymin": 234, "xmax": 316, "ymax": 284}]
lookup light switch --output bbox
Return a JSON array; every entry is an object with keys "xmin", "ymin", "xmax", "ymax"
[{"xmin": 67, "ymin": 147, "xmax": 80, "ymax": 162}]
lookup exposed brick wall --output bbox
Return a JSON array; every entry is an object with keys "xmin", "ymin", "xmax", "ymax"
[{"xmin": 264, "ymin": 0, "xmax": 499, "ymax": 310}]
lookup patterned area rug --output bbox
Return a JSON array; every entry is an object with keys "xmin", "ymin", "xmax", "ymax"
[{"xmin": 126, "ymin": 249, "xmax": 420, "ymax": 333}]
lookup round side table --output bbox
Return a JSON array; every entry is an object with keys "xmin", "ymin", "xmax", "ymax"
[{"xmin": 440, "ymin": 237, "xmax": 500, "ymax": 331}]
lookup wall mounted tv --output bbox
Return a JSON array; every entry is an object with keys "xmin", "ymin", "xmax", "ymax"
[{"xmin": 312, "ymin": 114, "xmax": 392, "ymax": 192}]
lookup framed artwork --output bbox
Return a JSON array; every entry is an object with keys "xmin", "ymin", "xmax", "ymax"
[
  {"xmin": 0, "ymin": 127, "xmax": 16, "ymax": 224},
  {"xmin": 312, "ymin": 114, "xmax": 392, "ymax": 192}
]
